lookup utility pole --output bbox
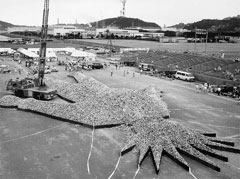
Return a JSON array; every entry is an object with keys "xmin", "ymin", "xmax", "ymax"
[
  {"xmin": 158, "ymin": 36, "xmax": 161, "ymax": 50},
  {"xmin": 194, "ymin": 27, "xmax": 197, "ymax": 55},
  {"xmin": 205, "ymin": 30, "xmax": 208, "ymax": 55}
]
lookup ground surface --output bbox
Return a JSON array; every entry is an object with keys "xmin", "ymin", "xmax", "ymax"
[{"xmin": 0, "ymin": 56, "xmax": 239, "ymax": 179}]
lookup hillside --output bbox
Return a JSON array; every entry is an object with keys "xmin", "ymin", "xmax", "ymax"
[
  {"xmin": 171, "ymin": 15, "xmax": 240, "ymax": 32},
  {"xmin": 91, "ymin": 17, "xmax": 160, "ymax": 29},
  {"xmin": 0, "ymin": 20, "xmax": 14, "ymax": 31}
]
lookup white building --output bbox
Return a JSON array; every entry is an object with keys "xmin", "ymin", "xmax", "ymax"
[
  {"xmin": 96, "ymin": 27, "xmax": 164, "ymax": 38},
  {"xmin": 161, "ymin": 27, "xmax": 190, "ymax": 33},
  {"xmin": 8, "ymin": 25, "xmax": 86, "ymax": 37},
  {"xmin": 8, "ymin": 26, "xmax": 41, "ymax": 33},
  {"xmin": 0, "ymin": 35, "xmax": 22, "ymax": 42},
  {"xmin": 48, "ymin": 25, "xmax": 85, "ymax": 36}
]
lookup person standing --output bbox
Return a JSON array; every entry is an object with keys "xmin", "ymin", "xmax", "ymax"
[
  {"xmin": 195, "ymin": 84, "xmax": 199, "ymax": 93},
  {"xmin": 111, "ymin": 69, "xmax": 113, "ymax": 76},
  {"xmin": 217, "ymin": 87, "xmax": 221, "ymax": 96},
  {"xmin": 203, "ymin": 83, "xmax": 208, "ymax": 93},
  {"xmin": 133, "ymin": 71, "xmax": 135, "ymax": 78}
]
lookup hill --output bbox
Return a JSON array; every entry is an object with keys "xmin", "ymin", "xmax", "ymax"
[
  {"xmin": 0, "ymin": 20, "xmax": 14, "ymax": 31},
  {"xmin": 170, "ymin": 15, "xmax": 240, "ymax": 32},
  {"xmin": 91, "ymin": 17, "xmax": 160, "ymax": 29}
]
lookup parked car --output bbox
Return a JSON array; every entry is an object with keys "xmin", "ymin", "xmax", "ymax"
[
  {"xmin": 0, "ymin": 67, "xmax": 11, "ymax": 73},
  {"xmin": 220, "ymin": 85, "xmax": 240, "ymax": 98},
  {"xmin": 58, "ymin": 61, "xmax": 65, "ymax": 66},
  {"xmin": 91, "ymin": 62, "xmax": 103, "ymax": 69},
  {"xmin": 51, "ymin": 67, "xmax": 58, "ymax": 72},
  {"xmin": 211, "ymin": 85, "xmax": 220, "ymax": 93},
  {"xmin": 164, "ymin": 70, "xmax": 177, "ymax": 78},
  {"xmin": 175, "ymin": 70, "xmax": 195, "ymax": 82},
  {"xmin": 0, "ymin": 64, "xmax": 11, "ymax": 73},
  {"xmin": 83, "ymin": 65, "xmax": 92, "ymax": 70},
  {"xmin": 44, "ymin": 66, "xmax": 51, "ymax": 74}
]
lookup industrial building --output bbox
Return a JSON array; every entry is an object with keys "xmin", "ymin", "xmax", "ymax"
[
  {"xmin": 0, "ymin": 34, "xmax": 22, "ymax": 42},
  {"xmin": 7, "ymin": 26, "xmax": 41, "ymax": 33},
  {"xmin": 7, "ymin": 25, "xmax": 165, "ymax": 40},
  {"xmin": 47, "ymin": 25, "xmax": 85, "ymax": 36}
]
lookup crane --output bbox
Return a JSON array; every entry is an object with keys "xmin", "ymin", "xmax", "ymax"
[
  {"xmin": 38, "ymin": 0, "xmax": 50, "ymax": 86},
  {"xmin": 6, "ymin": 0, "xmax": 57, "ymax": 100}
]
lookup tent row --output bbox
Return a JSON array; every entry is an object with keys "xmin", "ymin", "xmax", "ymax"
[
  {"xmin": 1, "ymin": 47, "xmax": 96, "ymax": 61},
  {"xmin": 0, "ymin": 48, "xmax": 16, "ymax": 54}
]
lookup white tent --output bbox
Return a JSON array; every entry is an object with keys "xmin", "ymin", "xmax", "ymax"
[
  {"xmin": 64, "ymin": 47, "xmax": 76, "ymax": 53},
  {"xmin": 17, "ymin": 48, "xmax": 39, "ymax": 58},
  {"xmin": 0, "ymin": 48, "xmax": 16, "ymax": 54},
  {"xmin": 71, "ymin": 50, "xmax": 96, "ymax": 61},
  {"xmin": 28, "ymin": 48, "xmax": 57, "ymax": 59},
  {"xmin": 46, "ymin": 52, "xmax": 57, "ymax": 58},
  {"xmin": 27, "ymin": 48, "xmax": 39, "ymax": 54}
]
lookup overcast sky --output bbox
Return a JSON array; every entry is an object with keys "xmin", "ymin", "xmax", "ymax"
[{"xmin": 0, "ymin": 0, "xmax": 239, "ymax": 27}]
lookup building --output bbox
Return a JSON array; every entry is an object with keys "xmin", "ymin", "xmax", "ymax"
[
  {"xmin": 0, "ymin": 35, "xmax": 22, "ymax": 42},
  {"xmin": 96, "ymin": 27, "xmax": 164, "ymax": 39},
  {"xmin": 8, "ymin": 26, "xmax": 41, "ymax": 33},
  {"xmin": 48, "ymin": 25, "xmax": 85, "ymax": 36}
]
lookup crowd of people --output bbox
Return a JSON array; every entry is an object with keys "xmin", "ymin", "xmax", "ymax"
[
  {"xmin": 195, "ymin": 82, "xmax": 240, "ymax": 103},
  {"xmin": 213, "ymin": 65, "xmax": 240, "ymax": 81},
  {"xmin": 195, "ymin": 83, "xmax": 214, "ymax": 94}
]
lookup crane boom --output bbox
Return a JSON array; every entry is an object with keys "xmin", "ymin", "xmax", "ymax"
[{"xmin": 38, "ymin": 0, "xmax": 50, "ymax": 86}]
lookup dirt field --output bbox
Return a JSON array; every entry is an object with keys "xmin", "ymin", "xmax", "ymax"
[
  {"xmin": 1, "ymin": 38, "xmax": 240, "ymax": 59},
  {"xmin": 75, "ymin": 39, "xmax": 240, "ymax": 59},
  {"xmin": 0, "ymin": 55, "xmax": 239, "ymax": 179}
]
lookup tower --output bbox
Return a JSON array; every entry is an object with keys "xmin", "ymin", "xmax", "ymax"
[{"xmin": 120, "ymin": 0, "xmax": 126, "ymax": 17}]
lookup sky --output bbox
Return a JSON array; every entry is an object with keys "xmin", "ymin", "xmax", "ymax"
[{"xmin": 0, "ymin": 0, "xmax": 239, "ymax": 27}]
